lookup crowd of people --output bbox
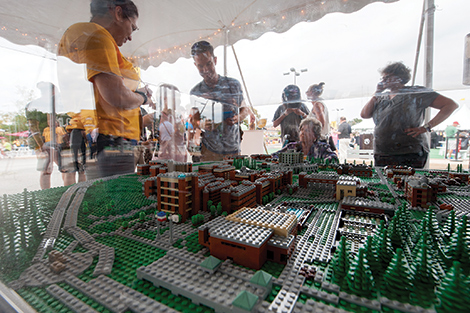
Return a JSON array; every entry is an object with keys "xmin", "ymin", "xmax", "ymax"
[{"xmin": 14, "ymin": 0, "xmax": 463, "ymax": 189}]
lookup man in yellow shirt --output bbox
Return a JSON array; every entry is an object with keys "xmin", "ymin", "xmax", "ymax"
[
  {"xmin": 43, "ymin": 121, "xmax": 67, "ymax": 145},
  {"xmin": 58, "ymin": 0, "xmax": 152, "ymax": 177}
]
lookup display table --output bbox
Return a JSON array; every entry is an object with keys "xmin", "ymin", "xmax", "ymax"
[{"xmin": 1, "ymin": 161, "xmax": 469, "ymax": 313}]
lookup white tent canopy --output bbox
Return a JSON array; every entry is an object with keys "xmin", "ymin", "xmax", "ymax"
[
  {"xmin": 351, "ymin": 118, "xmax": 375, "ymax": 131},
  {"xmin": 0, "ymin": 0, "xmax": 397, "ymax": 69}
]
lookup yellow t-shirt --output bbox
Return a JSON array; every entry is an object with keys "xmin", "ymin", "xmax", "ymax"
[
  {"xmin": 66, "ymin": 113, "xmax": 86, "ymax": 132},
  {"xmin": 58, "ymin": 22, "xmax": 140, "ymax": 140},
  {"xmin": 43, "ymin": 127, "xmax": 67, "ymax": 144}
]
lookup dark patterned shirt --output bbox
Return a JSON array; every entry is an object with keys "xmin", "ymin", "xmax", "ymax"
[{"xmin": 372, "ymin": 86, "xmax": 438, "ymax": 155}]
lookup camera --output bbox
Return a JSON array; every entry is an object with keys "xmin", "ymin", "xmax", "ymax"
[{"xmin": 286, "ymin": 102, "xmax": 301, "ymax": 109}]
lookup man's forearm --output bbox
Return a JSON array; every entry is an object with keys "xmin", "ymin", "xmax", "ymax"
[
  {"xmin": 361, "ymin": 96, "xmax": 377, "ymax": 118},
  {"xmin": 94, "ymin": 73, "xmax": 146, "ymax": 110}
]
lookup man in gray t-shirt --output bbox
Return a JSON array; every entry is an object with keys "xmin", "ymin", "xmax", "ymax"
[{"xmin": 190, "ymin": 41, "xmax": 251, "ymax": 161}]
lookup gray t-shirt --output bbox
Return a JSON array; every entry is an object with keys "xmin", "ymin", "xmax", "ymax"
[
  {"xmin": 372, "ymin": 86, "xmax": 439, "ymax": 155},
  {"xmin": 190, "ymin": 75, "xmax": 244, "ymax": 155},
  {"xmin": 273, "ymin": 103, "xmax": 310, "ymax": 144}
]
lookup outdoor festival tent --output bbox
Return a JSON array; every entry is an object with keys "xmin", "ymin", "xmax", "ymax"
[{"xmin": 0, "ymin": 0, "xmax": 398, "ymax": 69}]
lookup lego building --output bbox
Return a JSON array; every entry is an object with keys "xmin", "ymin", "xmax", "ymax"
[
  {"xmin": 213, "ymin": 164, "xmax": 236, "ymax": 180},
  {"xmin": 341, "ymin": 196, "xmax": 396, "ymax": 214},
  {"xmin": 155, "ymin": 172, "xmax": 200, "ymax": 222},
  {"xmin": 299, "ymin": 172, "xmax": 339, "ymax": 188},
  {"xmin": 198, "ymin": 208, "xmax": 297, "ymax": 269},
  {"xmin": 404, "ymin": 175, "xmax": 446, "ymax": 208},
  {"xmin": 220, "ymin": 182, "xmax": 257, "ymax": 213},
  {"xmin": 385, "ymin": 165, "xmax": 415, "ymax": 178},
  {"xmin": 278, "ymin": 149, "xmax": 304, "ymax": 164},
  {"xmin": 136, "ymin": 164, "xmax": 150, "ymax": 175},
  {"xmin": 202, "ymin": 180, "xmax": 234, "ymax": 211}
]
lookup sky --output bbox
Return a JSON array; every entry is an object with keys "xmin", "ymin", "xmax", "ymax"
[{"xmin": 0, "ymin": 0, "xmax": 469, "ymax": 128}]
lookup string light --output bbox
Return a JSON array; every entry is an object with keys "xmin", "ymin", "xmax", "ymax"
[{"xmin": 0, "ymin": 3, "xmax": 313, "ymax": 66}]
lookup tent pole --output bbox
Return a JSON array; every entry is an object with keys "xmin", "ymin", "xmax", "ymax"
[
  {"xmin": 424, "ymin": 0, "xmax": 435, "ymax": 89},
  {"xmin": 223, "ymin": 29, "xmax": 228, "ymax": 76},
  {"xmin": 424, "ymin": 0, "xmax": 435, "ymax": 169},
  {"xmin": 411, "ymin": 1, "xmax": 426, "ymax": 86}
]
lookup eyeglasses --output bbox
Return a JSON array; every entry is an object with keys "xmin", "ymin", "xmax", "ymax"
[{"xmin": 127, "ymin": 17, "xmax": 139, "ymax": 32}]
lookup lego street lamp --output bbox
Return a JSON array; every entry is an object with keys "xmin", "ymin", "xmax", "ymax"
[{"xmin": 283, "ymin": 67, "xmax": 308, "ymax": 85}]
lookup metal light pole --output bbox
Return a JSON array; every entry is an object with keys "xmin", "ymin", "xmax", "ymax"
[
  {"xmin": 335, "ymin": 108, "xmax": 344, "ymax": 125},
  {"xmin": 283, "ymin": 67, "xmax": 308, "ymax": 85}
]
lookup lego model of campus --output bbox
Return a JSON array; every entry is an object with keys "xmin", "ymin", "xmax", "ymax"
[{"xmin": 1, "ymin": 150, "xmax": 470, "ymax": 313}]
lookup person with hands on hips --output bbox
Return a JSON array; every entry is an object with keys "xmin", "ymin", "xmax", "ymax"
[
  {"xmin": 273, "ymin": 85, "xmax": 310, "ymax": 146},
  {"xmin": 361, "ymin": 62, "xmax": 458, "ymax": 168}
]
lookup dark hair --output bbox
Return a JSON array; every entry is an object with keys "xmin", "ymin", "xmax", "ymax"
[
  {"xmin": 282, "ymin": 85, "xmax": 301, "ymax": 103},
  {"xmin": 90, "ymin": 0, "xmax": 138, "ymax": 19},
  {"xmin": 191, "ymin": 41, "xmax": 214, "ymax": 57},
  {"xmin": 381, "ymin": 62, "xmax": 411, "ymax": 84}
]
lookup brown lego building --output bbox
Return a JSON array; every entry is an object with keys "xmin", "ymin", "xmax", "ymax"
[
  {"xmin": 155, "ymin": 172, "xmax": 200, "ymax": 222},
  {"xmin": 220, "ymin": 182, "xmax": 257, "ymax": 213},
  {"xmin": 404, "ymin": 175, "xmax": 446, "ymax": 208},
  {"xmin": 137, "ymin": 164, "xmax": 150, "ymax": 176},
  {"xmin": 299, "ymin": 172, "xmax": 339, "ymax": 188},
  {"xmin": 198, "ymin": 208, "xmax": 297, "ymax": 269}
]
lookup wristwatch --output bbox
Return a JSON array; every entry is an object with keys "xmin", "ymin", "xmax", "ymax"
[
  {"xmin": 423, "ymin": 122, "xmax": 432, "ymax": 132},
  {"xmin": 134, "ymin": 90, "xmax": 148, "ymax": 105}
]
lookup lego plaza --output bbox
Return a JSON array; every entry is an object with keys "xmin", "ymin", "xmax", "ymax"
[{"xmin": 1, "ymin": 151, "xmax": 470, "ymax": 313}]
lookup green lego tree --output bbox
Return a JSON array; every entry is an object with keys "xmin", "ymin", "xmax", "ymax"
[
  {"xmin": 436, "ymin": 261, "xmax": 470, "ymax": 313},
  {"xmin": 380, "ymin": 248, "xmax": 412, "ymax": 303},
  {"xmin": 347, "ymin": 248, "xmax": 375, "ymax": 299},
  {"xmin": 387, "ymin": 215, "xmax": 402, "ymax": 250},
  {"xmin": 331, "ymin": 236, "xmax": 350, "ymax": 291},
  {"xmin": 409, "ymin": 243, "xmax": 436, "ymax": 307},
  {"xmin": 122, "ymin": 220, "xmax": 129, "ymax": 229},
  {"xmin": 445, "ymin": 215, "xmax": 470, "ymax": 274},
  {"xmin": 412, "ymin": 216, "xmax": 428, "ymax": 245},
  {"xmin": 363, "ymin": 236, "xmax": 381, "ymax": 282},
  {"xmin": 443, "ymin": 210, "xmax": 456, "ymax": 241},
  {"xmin": 210, "ymin": 205, "xmax": 217, "ymax": 216},
  {"xmin": 375, "ymin": 221, "xmax": 394, "ymax": 276},
  {"xmin": 395, "ymin": 206, "xmax": 412, "ymax": 246}
]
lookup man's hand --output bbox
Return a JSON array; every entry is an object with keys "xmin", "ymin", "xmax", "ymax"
[
  {"xmin": 376, "ymin": 81, "xmax": 386, "ymax": 93},
  {"xmin": 226, "ymin": 114, "xmax": 240, "ymax": 126},
  {"xmin": 137, "ymin": 85, "xmax": 155, "ymax": 108},
  {"xmin": 285, "ymin": 108, "xmax": 306, "ymax": 118},
  {"xmin": 405, "ymin": 127, "xmax": 427, "ymax": 138}
]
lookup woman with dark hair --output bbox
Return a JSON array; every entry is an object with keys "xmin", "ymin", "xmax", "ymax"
[
  {"xmin": 361, "ymin": 61, "xmax": 458, "ymax": 167},
  {"xmin": 58, "ymin": 0, "xmax": 154, "ymax": 177},
  {"xmin": 274, "ymin": 117, "xmax": 338, "ymax": 162}
]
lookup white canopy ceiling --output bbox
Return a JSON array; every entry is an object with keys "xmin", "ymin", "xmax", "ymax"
[{"xmin": 0, "ymin": 0, "xmax": 397, "ymax": 69}]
